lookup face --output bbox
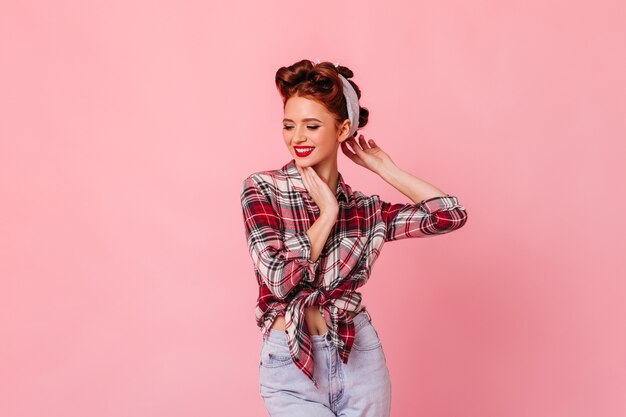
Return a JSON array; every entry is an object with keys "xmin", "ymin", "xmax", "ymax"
[{"xmin": 282, "ymin": 95, "xmax": 350, "ymax": 167}]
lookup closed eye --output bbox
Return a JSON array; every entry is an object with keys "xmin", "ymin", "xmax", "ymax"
[{"xmin": 283, "ymin": 126, "xmax": 320, "ymax": 130}]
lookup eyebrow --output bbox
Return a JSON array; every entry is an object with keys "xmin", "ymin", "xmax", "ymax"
[{"xmin": 282, "ymin": 118, "xmax": 323, "ymax": 123}]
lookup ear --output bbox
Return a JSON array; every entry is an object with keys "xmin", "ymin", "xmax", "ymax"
[{"xmin": 337, "ymin": 119, "xmax": 352, "ymax": 142}]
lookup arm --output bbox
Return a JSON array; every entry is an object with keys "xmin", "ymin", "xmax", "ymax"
[
  {"xmin": 377, "ymin": 163, "xmax": 468, "ymax": 241},
  {"xmin": 306, "ymin": 211, "xmax": 337, "ymax": 263},
  {"xmin": 380, "ymin": 195, "xmax": 468, "ymax": 241},
  {"xmin": 240, "ymin": 175, "xmax": 326, "ymax": 299},
  {"xmin": 378, "ymin": 162, "xmax": 449, "ymax": 203},
  {"xmin": 341, "ymin": 135, "xmax": 468, "ymax": 241}
]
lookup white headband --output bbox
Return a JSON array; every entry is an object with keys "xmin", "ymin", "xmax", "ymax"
[{"xmin": 314, "ymin": 58, "xmax": 360, "ymax": 138}]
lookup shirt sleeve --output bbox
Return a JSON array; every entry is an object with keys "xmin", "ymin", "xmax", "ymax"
[
  {"xmin": 380, "ymin": 194, "xmax": 468, "ymax": 242},
  {"xmin": 240, "ymin": 175, "xmax": 321, "ymax": 299}
]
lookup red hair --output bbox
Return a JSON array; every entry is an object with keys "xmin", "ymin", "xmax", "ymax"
[{"xmin": 275, "ymin": 59, "xmax": 369, "ymax": 137}]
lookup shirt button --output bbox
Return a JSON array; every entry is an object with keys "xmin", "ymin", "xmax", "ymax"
[{"xmin": 326, "ymin": 334, "xmax": 331, "ymax": 341}]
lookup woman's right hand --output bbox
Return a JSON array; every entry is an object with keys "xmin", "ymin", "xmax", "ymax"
[{"xmin": 297, "ymin": 165, "xmax": 339, "ymax": 216}]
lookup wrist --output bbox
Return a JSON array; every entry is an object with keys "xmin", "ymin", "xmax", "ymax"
[
  {"xmin": 376, "ymin": 161, "xmax": 402, "ymax": 182},
  {"xmin": 319, "ymin": 209, "xmax": 339, "ymax": 223}
]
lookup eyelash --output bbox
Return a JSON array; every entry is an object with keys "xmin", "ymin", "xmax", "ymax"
[{"xmin": 283, "ymin": 126, "xmax": 320, "ymax": 130}]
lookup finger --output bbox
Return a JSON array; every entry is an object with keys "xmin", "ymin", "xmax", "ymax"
[
  {"xmin": 341, "ymin": 141, "xmax": 357, "ymax": 158},
  {"xmin": 358, "ymin": 135, "xmax": 368, "ymax": 149},
  {"xmin": 349, "ymin": 137, "xmax": 362, "ymax": 153},
  {"xmin": 368, "ymin": 138, "xmax": 377, "ymax": 147},
  {"xmin": 305, "ymin": 166, "xmax": 322, "ymax": 188},
  {"xmin": 304, "ymin": 166, "xmax": 315, "ymax": 182},
  {"xmin": 305, "ymin": 168, "xmax": 327, "ymax": 196},
  {"xmin": 300, "ymin": 166, "xmax": 312, "ymax": 189},
  {"xmin": 342, "ymin": 141, "xmax": 365, "ymax": 166},
  {"xmin": 307, "ymin": 167, "xmax": 323, "ymax": 186}
]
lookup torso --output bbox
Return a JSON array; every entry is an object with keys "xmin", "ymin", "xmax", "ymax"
[{"xmin": 270, "ymin": 306, "xmax": 358, "ymax": 335}]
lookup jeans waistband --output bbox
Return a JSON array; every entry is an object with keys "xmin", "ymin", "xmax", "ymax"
[{"xmin": 264, "ymin": 309, "xmax": 371, "ymax": 349}]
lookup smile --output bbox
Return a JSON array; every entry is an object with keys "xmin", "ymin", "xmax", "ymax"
[{"xmin": 294, "ymin": 146, "xmax": 315, "ymax": 157}]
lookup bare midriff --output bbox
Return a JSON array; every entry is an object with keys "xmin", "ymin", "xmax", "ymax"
[{"xmin": 270, "ymin": 305, "xmax": 358, "ymax": 335}]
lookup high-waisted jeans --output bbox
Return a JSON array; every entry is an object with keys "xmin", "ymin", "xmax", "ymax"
[{"xmin": 258, "ymin": 311, "xmax": 392, "ymax": 417}]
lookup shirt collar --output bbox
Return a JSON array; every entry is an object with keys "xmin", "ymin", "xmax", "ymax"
[{"xmin": 281, "ymin": 159, "xmax": 349, "ymax": 203}]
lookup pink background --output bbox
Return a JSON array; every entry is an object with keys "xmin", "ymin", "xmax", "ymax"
[{"xmin": 1, "ymin": 1, "xmax": 625, "ymax": 416}]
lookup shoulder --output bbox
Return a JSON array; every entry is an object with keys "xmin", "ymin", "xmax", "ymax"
[
  {"xmin": 242, "ymin": 167, "xmax": 286, "ymax": 185},
  {"xmin": 345, "ymin": 185, "xmax": 382, "ymax": 208},
  {"xmin": 241, "ymin": 167, "xmax": 289, "ymax": 196}
]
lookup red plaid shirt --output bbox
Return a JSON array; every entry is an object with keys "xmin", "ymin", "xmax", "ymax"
[{"xmin": 240, "ymin": 159, "xmax": 468, "ymax": 387}]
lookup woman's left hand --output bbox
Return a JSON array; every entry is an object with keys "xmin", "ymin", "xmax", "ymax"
[{"xmin": 340, "ymin": 134, "xmax": 395, "ymax": 175}]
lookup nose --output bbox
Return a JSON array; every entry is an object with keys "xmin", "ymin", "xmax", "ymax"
[{"xmin": 294, "ymin": 127, "xmax": 307, "ymax": 143}]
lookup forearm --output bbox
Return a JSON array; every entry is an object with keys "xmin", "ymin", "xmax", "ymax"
[
  {"xmin": 306, "ymin": 210, "xmax": 337, "ymax": 262},
  {"xmin": 377, "ymin": 162, "xmax": 447, "ymax": 204}
]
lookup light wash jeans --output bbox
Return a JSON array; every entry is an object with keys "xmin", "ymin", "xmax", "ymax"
[{"xmin": 258, "ymin": 311, "xmax": 392, "ymax": 417}]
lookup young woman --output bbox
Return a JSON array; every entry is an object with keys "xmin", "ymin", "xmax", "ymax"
[{"xmin": 240, "ymin": 58, "xmax": 468, "ymax": 417}]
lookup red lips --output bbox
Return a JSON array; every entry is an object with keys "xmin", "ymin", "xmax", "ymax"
[{"xmin": 294, "ymin": 146, "xmax": 315, "ymax": 157}]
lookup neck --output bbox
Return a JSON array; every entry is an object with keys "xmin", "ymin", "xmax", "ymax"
[{"xmin": 311, "ymin": 157, "xmax": 339, "ymax": 195}]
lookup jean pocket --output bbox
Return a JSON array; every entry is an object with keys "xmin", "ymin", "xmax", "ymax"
[
  {"xmin": 352, "ymin": 320, "xmax": 382, "ymax": 351},
  {"xmin": 260, "ymin": 342, "xmax": 294, "ymax": 368}
]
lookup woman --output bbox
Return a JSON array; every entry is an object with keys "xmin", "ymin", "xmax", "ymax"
[{"xmin": 240, "ymin": 58, "xmax": 468, "ymax": 417}]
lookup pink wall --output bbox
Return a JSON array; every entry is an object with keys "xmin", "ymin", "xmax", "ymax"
[{"xmin": 1, "ymin": 1, "xmax": 624, "ymax": 416}]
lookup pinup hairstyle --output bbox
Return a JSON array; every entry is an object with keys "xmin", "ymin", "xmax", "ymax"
[{"xmin": 275, "ymin": 59, "xmax": 369, "ymax": 138}]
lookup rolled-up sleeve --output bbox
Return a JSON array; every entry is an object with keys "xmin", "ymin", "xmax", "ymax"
[
  {"xmin": 241, "ymin": 175, "xmax": 320, "ymax": 299},
  {"xmin": 380, "ymin": 194, "xmax": 468, "ymax": 242}
]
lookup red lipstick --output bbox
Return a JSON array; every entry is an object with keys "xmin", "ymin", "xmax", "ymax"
[{"xmin": 294, "ymin": 146, "xmax": 315, "ymax": 157}]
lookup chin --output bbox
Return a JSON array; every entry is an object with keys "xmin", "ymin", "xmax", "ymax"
[{"xmin": 295, "ymin": 159, "xmax": 316, "ymax": 168}]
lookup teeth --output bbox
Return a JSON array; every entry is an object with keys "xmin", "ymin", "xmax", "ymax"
[{"xmin": 296, "ymin": 147, "xmax": 314, "ymax": 152}]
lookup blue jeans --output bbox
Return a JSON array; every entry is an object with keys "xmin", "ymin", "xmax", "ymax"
[{"xmin": 258, "ymin": 311, "xmax": 392, "ymax": 416}]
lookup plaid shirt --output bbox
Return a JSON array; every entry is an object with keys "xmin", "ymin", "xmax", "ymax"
[{"xmin": 240, "ymin": 159, "xmax": 468, "ymax": 387}]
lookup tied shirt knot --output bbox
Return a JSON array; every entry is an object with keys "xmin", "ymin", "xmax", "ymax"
[
  {"xmin": 307, "ymin": 287, "xmax": 332, "ymax": 307},
  {"xmin": 284, "ymin": 284, "xmax": 359, "ymax": 388}
]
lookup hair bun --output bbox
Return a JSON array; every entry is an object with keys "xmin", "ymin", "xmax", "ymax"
[
  {"xmin": 309, "ymin": 72, "xmax": 334, "ymax": 92},
  {"xmin": 275, "ymin": 59, "xmax": 369, "ymax": 133}
]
